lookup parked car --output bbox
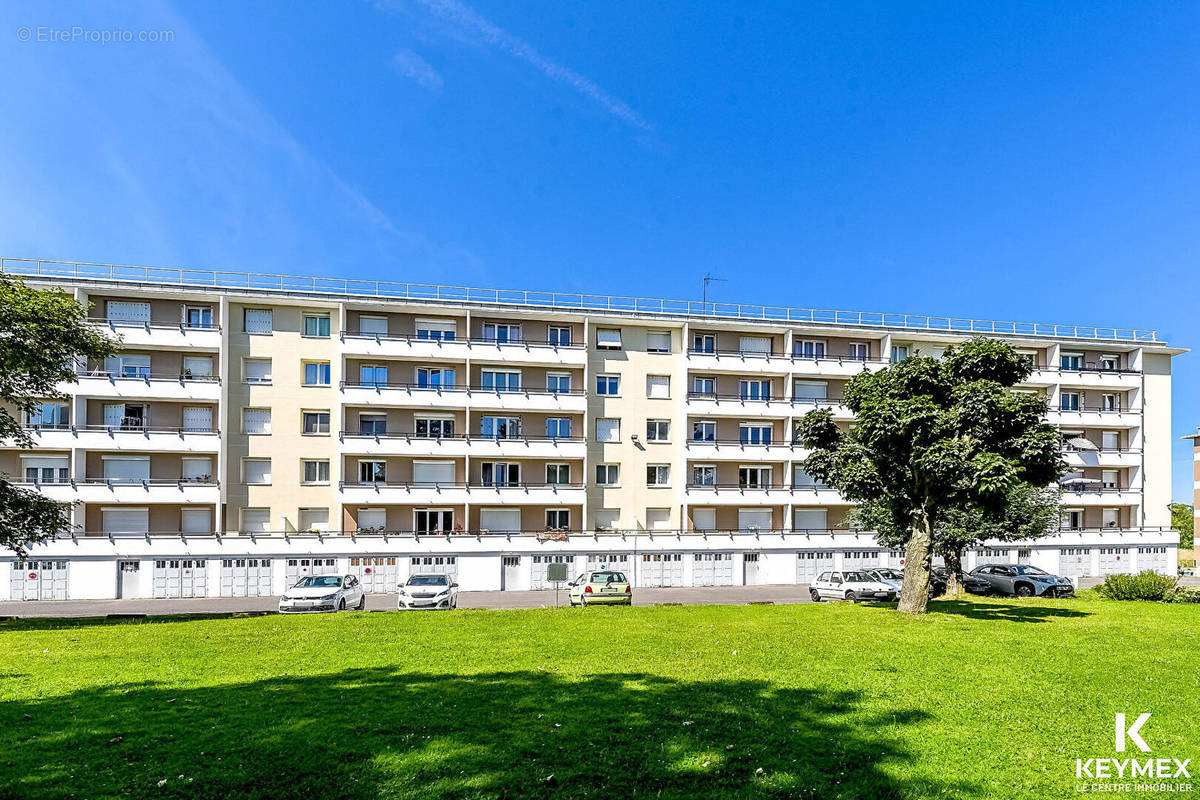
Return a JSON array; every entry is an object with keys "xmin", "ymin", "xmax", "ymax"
[
  {"xmin": 397, "ymin": 574, "xmax": 459, "ymax": 610},
  {"xmin": 278, "ymin": 574, "xmax": 365, "ymax": 613},
  {"xmin": 568, "ymin": 570, "xmax": 632, "ymax": 606},
  {"xmin": 930, "ymin": 567, "xmax": 992, "ymax": 596},
  {"xmin": 969, "ymin": 564, "xmax": 1075, "ymax": 597},
  {"xmin": 810, "ymin": 570, "xmax": 896, "ymax": 602},
  {"xmin": 864, "ymin": 567, "xmax": 904, "ymax": 593}
]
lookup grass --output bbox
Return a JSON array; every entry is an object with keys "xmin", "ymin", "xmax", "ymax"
[{"xmin": 2, "ymin": 596, "xmax": 1198, "ymax": 799}]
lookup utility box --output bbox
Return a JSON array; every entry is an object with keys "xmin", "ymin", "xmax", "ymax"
[{"xmin": 547, "ymin": 563, "xmax": 569, "ymax": 583}]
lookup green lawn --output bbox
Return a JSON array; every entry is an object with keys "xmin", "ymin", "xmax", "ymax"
[{"xmin": 2, "ymin": 596, "xmax": 1198, "ymax": 799}]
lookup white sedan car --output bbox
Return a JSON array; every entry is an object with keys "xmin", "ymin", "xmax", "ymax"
[
  {"xmin": 397, "ymin": 574, "xmax": 459, "ymax": 610},
  {"xmin": 810, "ymin": 570, "xmax": 897, "ymax": 602},
  {"xmin": 278, "ymin": 574, "xmax": 365, "ymax": 613}
]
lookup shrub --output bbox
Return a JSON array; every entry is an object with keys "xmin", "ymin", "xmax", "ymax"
[
  {"xmin": 1170, "ymin": 587, "xmax": 1200, "ymax": 604},
  {"xmin": 1096, "ymin": 571, "xmax": 1178, "ymax": 601}
]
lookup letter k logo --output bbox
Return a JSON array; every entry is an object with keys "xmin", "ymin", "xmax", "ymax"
[{"xmin": 1116, "ymin": 713, "xmax": 1151, "ymax": 753}]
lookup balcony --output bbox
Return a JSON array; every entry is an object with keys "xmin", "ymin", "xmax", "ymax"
[
  {"xmin": 338, "ymin": 432, "xmax": 586, "ymax": 459},
  {"xmin": 339, "ymin": 480, "xmax": 585, "ymax": 506},
  {"xmin": 1059, "ymin": 488, "xmax": 1141, "ymax": 506},
  {"xmin": 684, "ymin": 438, "xmax": 797, "ymax": 460},
  {"xmin": 685, "ymin": 349, "xmax": 793, "ymax": 375},
  {"xmin": 685, "ymin": 392, "xmax": 852, "ymax": 419},
  {"xmin": 69, "ymin": 371, "xmax": 221, "ymax": 402},
  {"xmin": 339, "ymin": 382, "xmax": 586, "ymax": 413},
  {"xmin": 466, "ymin": 386, "xmax": 586, "ymax": 413},
  {"xmin": 13, "ymin": 424, "xmax": 221, "ymax": 453},
  {"xmin": 340, "ymin": 332, "xmax": 587, "ymax": 368},
  {"xmin": 1048, "ymin": 405, "xmax": 1141, "ymax": 428},
  {"xmin": 684, "ymin": 483, "xmax": 844, "ymax": 505},
  {"xmin": 1062, "ymin": 447, "xmax": 1141, "ymax": 469},
  {"xmin": 1026, "ymin": 364, "xmax": 1141, "ymax": 389},
  {"xmin": 90, "ymin": 319, "xmax": 221, "ymax": 351},
  {"xmin": 18, "ymin": 478, "xmax": 220, "ymax": 504}
]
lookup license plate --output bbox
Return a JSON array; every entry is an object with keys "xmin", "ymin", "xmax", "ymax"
[{"xmin": 603, "ymin": 587, "xmax": 616, "ymax": 592}]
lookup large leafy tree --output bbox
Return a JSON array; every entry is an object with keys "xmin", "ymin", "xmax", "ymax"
[
  {"xmin": 795, "ymin": 337, "xmax": 1065, "ymax": 614},
  {"xmin": 0, "ymin": 274, "xmax": 117, "ymax": 555},
  {"xmin": 1169, "ymin": 503, "xmax": 1194, "ymax": 551}
]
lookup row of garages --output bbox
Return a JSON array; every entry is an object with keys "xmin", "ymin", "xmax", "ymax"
[{"xmin": 4, "ymin": 544, "xmax": 1173, "ymax": 600}]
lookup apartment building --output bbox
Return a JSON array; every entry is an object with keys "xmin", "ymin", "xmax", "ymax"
[{"xmin": 0, "ymin": 259, "xmax": 1183, "ymax": 600}]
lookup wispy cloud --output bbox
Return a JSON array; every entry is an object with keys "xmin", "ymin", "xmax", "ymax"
[
  {"xmin": 392, "ymin": 48, "xmax": 444, "ymax": 92},
  {"xmin": 403, "ymin": 0, "xmax": 654, "ymax": 131}
]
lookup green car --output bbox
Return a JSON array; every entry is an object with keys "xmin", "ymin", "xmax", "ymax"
[{"xmin": 568, "ymin": 571, "xmax": 632, "ymax": 606}]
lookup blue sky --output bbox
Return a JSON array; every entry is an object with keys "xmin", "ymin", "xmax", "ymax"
[{"xmin": 2, "ymin": 1, "xmax": 1197, "ymax": 501}]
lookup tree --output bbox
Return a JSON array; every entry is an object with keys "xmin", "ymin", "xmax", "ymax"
[
  {"xmin": 795, "ymin": 337, "xmax": 1065, "ymax": 614},
  {"xmin": 1170, "ymin": 503, "xmax": 1194, "ymax": 551},
  {"xmin": 0, "ymin": 274, "xmax": 117, "ymax": 555}
]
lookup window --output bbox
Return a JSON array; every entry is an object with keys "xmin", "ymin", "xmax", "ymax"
[
  {"xmin": 793, "ymin": 465, "xmax": 820, "ymax": 488},
  {"xmin": 546, "ymin": 417, "xmax": 572, "ymax": 438},
  {"xmin": 303, "ymin": 361, "xmax": 331, "ymax": 386},
  {"xmin": 848, "ymin": 342, "xmax": 869, "ymax": 361},
  {"xmin": 692, "ymin": 376, "xmax": 715, "ymax": 396},
  {"xmin": 480, "ymin": 370, "xmax": 521, "ymax": 392},
  {"xmin": 184, "ymin": 306, "xmax": 213, "ymax": 329},
  {"xmin": 298, "ymin": 508, "xmax": 329, "ymax": 533},
  {"xmin": 740, "ymin": 424, "xmax": 772, "ymax": 445},
  {"xmin": 891, "ymin": 345, "xmax": 909, "ymax": 363},
  {"xmin": 646, "ymin": 375, "xmax": 670, "ymax": 399},
  {"xmin": 546, "ymin": 509, "xmax": 570, "ymax": 530},
  {"xmin": 359, "ymin": 315, "xmax": 388, "ymax": 336},
  {"xmin": 359, "ymin": 364, "xmax": 388, "ymax": 386},
  {"xmin": 739, "ymin": 336, "xmax": 772, "ymax": 357},
  {"xmin": 739, "ymin": 379, "xmax": 771, "ymax": 401},
  {"xmin": 595, "ymin": 418, "xmax": 620, "ymax": 442},
  {"xmin": 415, "ymin": 417, "xmax": 454, "ymax": 438},
  {"xmin": 21, "ymin": 457, "xmax": 68, "ymax": 484},
  {"xmin": 1102, "ymin": 470, "xmax": 1119, "ymax": 490},
  {"xmin": 240, "ymin": 508, "xmax": 270, "ymax": 533},
  {"xmin": 302, "ymin": 411, "xmax": 331, "ymax": 434},
  {"xmin": 691, "ymin": 464, "xmax": 717, "ymax": 486},
  {"xmin": 416, "ymin": 367, "xmax": 455, "ymax": 388},
  {"xmin": 595, "ymin": 464, "xmax": 620, "ymax": 486},
  {"xmin": 692, "ymin": 332, "xmax": 715, "ymax": 353},
  {"xmin": 692, "ymin": 420, "xmax": 716, "ymax": 441},
  {"xmin": 481, "ymin": 462, "xmax": 521, "ymax": 487},
  {"xmin": 359, "ymin": 413, "xmax": 387, "ymax": 436},
  {"xmin": 104, "ymin": 403, "xmax": 145, "ymax": 430},
  {"xmin": 596, "ymin": 375, "xmax": 620, "ymax": 395},
  {"xmin": 480, "ymin": 416, "xmax": 521, "ymax": 439},
  {"xmin": 244, "ymin": 309, "xmax": 272, "ymax": 334},
  {"xmin": 1061, "ymin": 352, "xmax": 1083, "ymax": 371},
  {"xmin": 482, "ymin": 322, "xmax": 522, "ymax": 343},
  {"xmin": 243, "ymin": 458, "xmax": 271, "ymax": 485},
  {"xmin": 26, "ymin": 401, "xmax": 68, "ymax": 429},
  {"xmin": 1060, "ymin": 392, "xmax": 1080, "ymax": 412},
  {"xmin": 303, "ymin": 314, "xmax": 331, "ymax": 338},
  {"xmin": 243, "ymin": 358, "xmax": 272, "ymax": 384},
  {"xmin": 416, "ymin": 318, "xmax": 457, "ymax": 340},
  {"xmin": 302, "ymin": 460, "xmax": 330, "ymax": 484},
  {"xmin": 646, "ymin": 420, "xmax": 670, "ymax": 441},
  {"xmin": 739, "ymin": 466, "xmax": 772, "ymax": 489},
  {"xmin": 646, "ymin": 331, "xmax": 671, "ymax": 353},
  {"xmin": 1101, "ymin": 393, "xmax": 1119, "ymax": 412},
  {"xmin": 793, "ymin": 380, "xmax": 828, "ymax": 401},
  {"xmin": 359, "ymin": 460, "xmax": 387, "ymax": 484},
  {"xmin": 546, "ymin": 464, "xmax": 571, "ymax": 485},
  {"xmin": 1102, "ymin": 431, "xmax": 1120, "ymax": 451},
  {"xmin": 793, "ymin": 339, "xmax": 826, "ymax": 359},
  {"xmin": 546, "ymin": 373, "xmax": 571, "ymax": 394},
  {"xmin": 548, "ymin": 326, "xmax": 572, "ymax": 347},
  {"xmin": 596, "ymin": 328, "xmax": 622, "ymax": 349},
  {"xmin": 1100, "ymin": 354, "xmax": 1119, "ymax": 371},
  {"xmin": 243, "ymin": 408, "xmax": 271, "ymax": 434},
  {"xmin": 183, "ymin": 356, "xmax": 213, "ymax": 379},
  {"xmin": 105, "ymin": 354, "xmax": 150, "ymax": 378},
  {"xmin": 414, "ymin": 509, "xmax": 454, "ymax": 533},
  {"xmin": 1102, "ymin": 508, "xmax": 1120, "ymax": 528},
  {"xmin": 646, "ymin": 464, "xmax": 670, "ymax": 487}
]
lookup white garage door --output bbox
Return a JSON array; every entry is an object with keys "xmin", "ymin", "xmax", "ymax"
[
  {"xmin": 351, "ymin": 556, "xmax": 400, "ymax": 593},
  {"xmin": 106, "ymin": 300, "xmax": 151, "ymax": 322},
  {"xmin": 1058, "ymin": 548, "xmax": 1091, "ymax": 577},
  {"xmin": 693, "ymin": 552, "xmax": 734, "ymax": 586},
  {"xmin": 639, "ymin": 553, "xmax": 684, "ymax": 587},
  {"xmin": 479, "ymin": 508, "xmax": 522, "ymax": 534},
  {"xmin": 153, "ymin": 559, "xmax": 208, "ymax": 598},
  {"xmin": 797, "ymin": 551, "xmax": 835, "ymax": 583},
  {"xmin": 285, "ymin": 557, "xmax": 339, "ymax": 587},
  {"xmin": 219, "ymin": 558, "xmax": 274, "ymax": 597},
  {"xmin": 738, "ymin": 509, "xmax": 773, "ymax": 533},
  {"xmin": 1099, "ymin": 547, "xmax": 1131, "ymax": 575},
  {"xmin": 974, "ymin": 548, "xmax": 1009, "ymax": 570},
  {"xmin": 586, "ymin": 553, "xmax": 631, "ymax": 573},
  {"xmin": 530, "ymin": 554, "xmax": 574, "ymax": 589},
  {"xmin": 842, "ymin": 550, "xmax": 882, "ymax": 570},
  {"xmin": 1137, "ymin": 546, "xmax": 1168, "ymax": 575},
  {"xmin": 10, "ymin": 560, "xmax": 69, "ymax": 600},
  {"xmin": 409, "ymin": 555, "xmax": 457, "ymax": 579}
]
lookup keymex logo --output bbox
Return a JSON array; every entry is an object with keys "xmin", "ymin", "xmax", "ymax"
[{"xmin": 1074, "ymin": 713, "xmax": 1192, "ymax": 794}]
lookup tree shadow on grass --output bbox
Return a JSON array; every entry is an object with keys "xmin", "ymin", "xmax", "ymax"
[
  {"xmin": 0, "ymin": 668, "xmax": 975, "ymax": 800},
  {"xmin": 928, "ymin": 598, "xmax": 1092, "ymax": 623}
]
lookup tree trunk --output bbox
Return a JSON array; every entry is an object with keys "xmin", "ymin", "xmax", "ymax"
[
  {"xmin": 897, "ymin": 518, "xmax": 934, "ymax": 615},
  {"xmin": 943, "ymin": 547, "xmax": 965, "ymax": 598}
]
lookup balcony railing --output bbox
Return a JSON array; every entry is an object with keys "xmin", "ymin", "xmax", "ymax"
[
  {"xmin": 339, "ymin": 480, "xmax": 584, "ymax": 490},
  {"xmin": 78, "ymin": 369, "xmax": 220, "ymax": 383},
  {"xmin": 342, "ymin": 330, "xmax": 584, "ymax": 350},
  {"xmin": 338, "ymin": 431, "xmax": 584, "ymax": 443},
  {"xmin": 19, "ymin": 478, "xmax": 219, "ymax": 489},
  {"xmin": 685, "ymin": 482, "xmax": 831, "ymax": 491},
  {"xmin": 339, "ymin": 380, "xmax": 585, "ymax": 396},
  {"xmin": 89, "ymin": 317, "xmax": 221, "ymax": 333}
]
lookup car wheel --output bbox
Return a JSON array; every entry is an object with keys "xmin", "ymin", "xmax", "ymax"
[
  {"xmin": 338, "ymin": 598, "xmax": 346, "ymax": 611},
  {"xmin": 450, "ymin": 598, "xmax": 457, "ymax": 610},
  {"xmin": 580, "ymin": 595, "xmax": 587, "ymax": 608},
  {"xmin": 1015, "ymin": 583, "xmax": 1034, "ymax": 598},
  {"xmin": 809, "ymin": 588, "xmax": 822, "ymax": 602},
  {"xmin": 845, "ymin": 590, "xmax": 858, "ymax": 603},
  {"xmin": 356, "ymin": 594, "xmax": 366, "ymax": 610}
]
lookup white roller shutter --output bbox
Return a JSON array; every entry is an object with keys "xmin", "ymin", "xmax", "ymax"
[
  {"xmin": 416, "ymin": 318, "xmax": 457, "ymax": 336},
  {"xmin": 1102, "ymin": 431, "xmax": 1119, "ymax": 450},
  {"xmin": 413, "ymin": 461, "xmax": 455, "ymax": 484},
  {"xmin": 739, "ymin": 336, "xmax": 771, "ymax": 356},
  {"xmin": 594, "ymin": 509, "xmax": 620, "ymax": 530},
  {"xmin": 244, "ymin": 309, "xmax": 273, "ymax": 333},
  {"xmin": 103, "ymin": 507, "xmax": 149, "ymax": 534},
  {"xmin": 793, "ymin": 381, "xmax": 828, "ymax": 400},
  {"xmin": 102, "ymin": 456, "xmax": 150, "ymax": 481},
  {"xmin": 104, "ymin": 404, "xmax": 127, "ymax": 427},
  {"xmin": 691, "ymin": 508, "xmax": 716, "ymax": 531},
  {"xmin": 646, "ymin": 509, "xmax": 671, "ymax": 530},
  {"xmin": 243, "ymin": 359, "xmax": 271, "ymax": 383},
  {"xmin": 738, "ymin": 509, "xmax": 773, "ymax": 532},
  {"xmin": 359, "ymin": 316, "xmax": 388, "ymax": 335},
  {"xmin": 183, "ymin": 357, "xmax": 213, "ymax": 378},
  {"xmin": 244, "ymin": 409, "xmax": 271, "ymax": 434},
  {"xmin": 595, "ymin": 419, "xmax": 620, "ymax": 442},
  {"xmin": 357, "ymin": 508, "xmax": 387, "ymax": 531},
  {"xmin": 182, "ymin": 458, "xmax": 212, "ymax": 481},
  {"xmin": 107, "ymin": 301, "xmax": 151, "ymax": 322},
  {"xmin": 181, "ymin": 508, "xmax": 212, "ymax": 533},
  {"xmin": 646, "ymin": 331, "xmax": 671, "ymax": 352},
  {"xmin": 20, "ymin": 455, "xmax": 68, "ymax": 471},
  {"xmin": 479, "ymin": 508, "xmax": 522, "ymax": 533},
  {"xmin": 646, "ymin": 376, "xmax": 670, "ymax": 399},
  {"xmin": 241, "ymin": 509, "xmax": 270, "ymax": 533},
  {"xmin": 793, "ymin": 509, "xmax": 828, "ymax": 531},
  {"xmin": 243, "ymin": 459, "xmax": 271, "ymax": 484},
  {"xmin": 183, "ymin": 407, "xmax": 212, "ymax": 432}
]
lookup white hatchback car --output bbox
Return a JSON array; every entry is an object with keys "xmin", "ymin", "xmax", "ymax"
[
  {"xmin": 810, "ymin": 570, "xmax": 897, "ymax": 603},
  {"xmin": 278, "ymin": 574, "xmax": 365, "ymax": 613},
  {"xmin": 397, "ymin": 573, "xmax": 459, "ymax": 610}
]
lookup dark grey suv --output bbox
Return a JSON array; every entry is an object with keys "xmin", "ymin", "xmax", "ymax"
[{"xmin": 969, "ymin": 564, "xmax": 1074, "ymax": 597}]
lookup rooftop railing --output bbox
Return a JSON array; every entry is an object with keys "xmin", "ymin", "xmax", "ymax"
[{"xmin": 2, "ymin": 256, "xmax": 1161, "ymax": 343}]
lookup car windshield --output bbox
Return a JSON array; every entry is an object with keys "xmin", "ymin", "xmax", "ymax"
[
  {"xmin": 294, "ymin": 576, "xmax": 341, "ymax": 588},
  {"xmin": 1010, "ymin": 565, "xmax": 1048, "ymax": 575},
  {"xmin": 591, "ymin": 572, "xmax": 627, "ymax": 584},
  {"xmin": 843, "ymin": 571, "xmax": 874, "ymax": 583},
  {"xmin": 407, "ymin": 575, "xmax": 449, "ymax": 587},
  {"xmin": 872, "ymin": 569, "xmax": 903, "ymax": 579}
]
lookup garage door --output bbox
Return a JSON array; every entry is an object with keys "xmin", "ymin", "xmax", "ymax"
[
  {"xmin": 974, "ymin": 548, "xmax": 1009, "ymax": 570},
  {"xmin": 842, "ymin": 550, "xmax": 882, "ymax": 571},
  {"xmin": 479, "ymin": 508, "xmax": 522, "ymax": 534},
  {"xmin": 1137, "ymin": 546, "xmax": 1168, "ymax": 575},
  {"xmin": 796, "ymin": 551, "xmax": 835, "ymax": 583},
  {"xmin": 639, "ymin": 553, "xmax": 684, "ymax": 587},
  {"xmin": 351, "ymin": 556, "xmax": 400, "ymax": 593},
  {"xmin": 285, "ymin": 557, "xmax": 339, "ymax": 587},
  {"xmin": 10, "ymin": 560, "xmax": 69, "ymax": 600},
  {"xmin": 219, "ymin": 558, "xmax": 274, "ymax": 597},
  {"xmin": 586, "ymin": 553, "xmax": 631, "ymax": 573},
  {"xmin": 409, "ymin": 555, "xmax": 457, "ymax": 579},
  {"xmin": 153, "ymin": 559, "xmax": 208, "ymax": 598},
  {"xmin": 1099, "ymin": 547, "xmax": 1131, "ymax": 575},
  {"xmin": 530, "ymin": 554, "xmax": 574, "ymax": 589},
  {"xmin": 1058, "ymin": 548, "xmax": 1091, "ymax": 577},
  {"xmin": 693, "ymin": 552, "xmax": 734, "ymax": 586}
]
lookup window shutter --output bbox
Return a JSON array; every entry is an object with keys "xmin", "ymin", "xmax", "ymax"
[
  {"xmin": 244, "ymin": 409, "xmax": 271, "ymax": 434},
  {"xmin": 245, "ymin": 309, "xmax": 273, "ymax": 333},
  {"xmin": 106, "ymin": 301, "xmax": 151, "ymax": 322},
  {"xmin": 646, "ymin": 331, "xmax": 671, "ymax": 352},
  {"xmin": 595, "ymin": 419, "xmax": 620, "ymax": 442},
  {"xmin": 244, "ymin": 359, "xmax": 271, "ymax": 383},
  {"xmin": 646, "ymin": 375, "xmax": 670, "ymax": 399},
  {"xmin": 243, "ymin": 459, "xmax": 271, "ymax": 484}
]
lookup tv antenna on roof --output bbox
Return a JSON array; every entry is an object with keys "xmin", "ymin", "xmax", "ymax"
[{"xmin": 701, "ymin": 273, "xmax": 727, "ymax": 313}]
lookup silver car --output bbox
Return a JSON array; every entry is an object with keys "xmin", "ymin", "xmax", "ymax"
[
  {"xmin": 969, "ymin": 564, "xmax": 1075, "ymax": 597},
  {"xmin": 278, "ymin": 574, "xmax": 366, "ymax": 613},
  {"xmin": 397, "ymin": 573, "xmax": 459, "ymax": 610}
]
